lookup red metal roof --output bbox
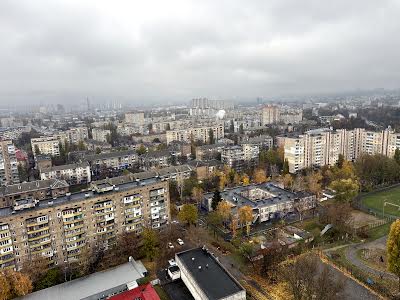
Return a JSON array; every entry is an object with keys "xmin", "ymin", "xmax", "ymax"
[{"xmin": 108, "ymin": 283, "xmax": 160, "ymax": 300}]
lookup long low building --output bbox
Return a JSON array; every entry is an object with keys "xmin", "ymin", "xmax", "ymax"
[
  {"xmin": 18, "ymin": 258, "xmax": 148, "ymax": 300},
  {"xmin": 0, "ymin": 173, "xmax": 170, "ymax": 271}
]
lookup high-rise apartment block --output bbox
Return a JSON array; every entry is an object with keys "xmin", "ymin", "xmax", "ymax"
[
  {"xmin": 0, "ymin": 172, "xmax": 170, "ymax": 271},
  {"xmin": 0, "ymin": 140, "xmax": 19, "ymax": 186},
  {"xmin": 283, "ymin": 127, "xmax": 400, "ymax": 173}
]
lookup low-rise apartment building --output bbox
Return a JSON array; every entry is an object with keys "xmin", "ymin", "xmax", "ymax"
[
  {"xmin": 0, "ymin": 173, "xmax": 170, "ymax": 271},
  {"xmin": 31, "ymin": 136, "xmax": 61, "ymax": 157},
  {"xmin": 85, "ymin": 150, "xmax": 138, "ymax": 170},
  {"xmin": 166, "ymin": 124, "xmax": 224, "ymax": 145},
  {"xmin": 40, "ymin": 162, "xmax": 92, "ymax": 185}
]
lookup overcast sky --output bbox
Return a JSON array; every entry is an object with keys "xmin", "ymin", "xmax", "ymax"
[{"xmin": 0, "ymin": 0, "xmax": 399, "ymax": 105}]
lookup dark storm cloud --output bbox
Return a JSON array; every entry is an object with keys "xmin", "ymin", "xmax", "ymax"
[{"xmin": 0, "ymin": 0, "xmax": 399, "ymax": 104}]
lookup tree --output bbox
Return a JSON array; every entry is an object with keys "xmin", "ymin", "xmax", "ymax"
[
  {"xmin": 208, "ymin": 128, "xmax": 215, "ymax": 144},
  {"xmin": 207, "ymin": 211, "xmax": 223, "ymax": 237},
  {"xmin": 142, "ymin": 228, "xmax": 158, "ymax": 261},
  {"xmin": 0, "ymin": 272, "xmax": 11, "ymax": 300},
  {"xmin": 95, "ymin": 147, "xmax": 102, "ymax": 154},
  {"xmin": 178, "ymin": 204, "xmax": 198, "ymax": 226},
  {"xmin": 4, "ymin": 270, "xmax": 32, "ymax": 297},
  {"xmin": 239, "ymin": 242, "xmax": 256, "ymax": 269},
  {"xmin": 283, "ymin": 159, "xmax": 289, "ymax": 175},
  {"xmin": 239, "ymin": 123, "xmax": 244, "ymax": 134},
  {"xmin": 305, "ymin": 171, "xmax": 323, "ymax": 197},
  {"xmin": 216, "ymin": 201, "xmax": 232, "ymax": 228},
  {"xmin": 387, "ymin": 220, "xmax": 400, "ymax": 291},
  {"xmin": 34, "ymin": 144, "xmax": 40, "ymax": 156},
  {"xmin": 238, "ymin": 205, "xmax": 253, "ymax": 235},
  {"xmin": 211, "ymin": 190, "xmax": 222, "ymax": 211},
  {"xmin": 337, "ymin": 154, "xmax": 345, "ymax": 168},
  {"xmin": 218, "ymin": 172, "xmax": 227, "ymax": 190},
  {"xmin": 254, "ymin": 168, "xmax": 267, "ymax": 184},
  {"xmin": 282, "ymin": 174, "xmax": 294, "ymax": 190},
  {"xmin": 18, "ymin": 164, "xmax": 29, "ymax": 182},
  {"xmin": 191, "ymin": 186, "xmax": 203, "ymax": 209},
  {"xmin": 314, "ymin": 266, "xmax": 344, "ymax": 300},
  {"xmin": 329, "ymin": 178, "xmax": 359, "ymax": 203},
  {"xmin": 395, "ymin": 149, "xmax": 400, "ymax": 165},
  {"xmin": 136, "ymin": 145, "xmax": 147, "ymax": 155},
  {"xmin": 242, "ymin": 174, "xmax": 250, "ymax": 185}
]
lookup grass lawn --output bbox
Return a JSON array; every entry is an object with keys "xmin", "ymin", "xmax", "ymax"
[
  {"xmin": 367, "ymin": 222, "xmax": 392, "ymax": 241},
  {"xmin": 361, "ymin": 187, "xmax": 400, "ymax": 217}
]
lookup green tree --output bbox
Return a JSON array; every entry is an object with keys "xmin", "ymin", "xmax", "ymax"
[
  {"xmin": 207, "ymin": 211, "xmax": 223, "ymax": 237},
  {"xmin": 142, "ymin": 228, "xmax": 158, "ymax": 261},
  {"xmin": 395, "ymin": 149, "xmax": 400, "ymax": 165},
  {"xmin": 18, "ymin": 165, "xmax": 28, "ymax": 182},
  {"xmin": 208, "ymin": 128, "xmax": 215, "ymax": 144},
  {"xmin": 239, "ymin": 123, "xmax": 244, "ymax": 134},
  {"xmin": 211, "ymin": 190, "xmax": 222, "ymax": 211},
  {"xmin": 178, "ymin": 204, "xmax": 198, "ymax": 226},
  {"xmin": 387, "ymin": 220, "xmax": 400, "ymax": 291},
  {"xmin": 95, "ymin": 147, "xmax": 102, "ymax": 154},
  {"xmin": 136, "ymin": 145, "xmax": 147, "ymax": 155},
  {"xmin": 282, "ymin": 159, "xmax": 289, "ymax": 175},
  {"xmin": 337, "ymin": 154, "xmax": 345, "ymax": 168},
  {"xmin": 329, "ymin": 178, "xmax": 359, "ymax": 203},
  {"xmin": 34, "ymin": 145, "xmax": 40, "ymax": 156}
]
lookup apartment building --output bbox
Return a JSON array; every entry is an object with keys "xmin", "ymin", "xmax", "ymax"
[
  {"xmin": 67, "ymin": 127, "xmax": 89, "ymax": 144},
  {"xmin": 262, "ymin": 105, "xmax": 281, "ymax": 125},
  {"xmin": 166, "ymin": 124, "xmax": 224, "ymax": 145},
  {"xmin": 40, "ymin": 162, "xmax": 92, "ymax": 185},
  {"xmin": 92, "ymin": 128, "xmax": 111, "ymax": 143},
  {"xmin": 242, "ymin": 143, "xmax": 260, "ymax": 163},
  {"xmin": 125, "ymin": 112, "xmax": 145, "ymax": 126},
  {"xmin": 85, "ymin": 150, "xmax": 138, "ymax": 170},
  {"xmin": 262, "ymin": 105, "xmax": 302, "ymax": 125},
  {"xmin": 0, "ymin": 140, "xmax": 19, "ymax": 186},
  {"xmin": 221, "ymin": 145, "xmax": 245, "ymax": 172},
  {"xmin": 283, "ymin": 127, "xmax": 400, "ymax": 173},
  {"xmin": 31, "ymin": 136, "xmax": 61, "ymax": 157},
  {"xmin": 0, "ymin": 174, "xmax": 170, "ymax": 271}
]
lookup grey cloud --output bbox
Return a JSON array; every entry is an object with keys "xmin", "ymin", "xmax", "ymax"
[{"xmin": 0, "ymin": 0, "xmax": 399, "ymax": 105}]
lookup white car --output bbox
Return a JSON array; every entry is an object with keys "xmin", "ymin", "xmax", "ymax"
[
  {"xmin": 168, "ymin": 259, "xmax": 177, "ymax": 266},
  {"xmin": 168, "ymin": 242, "xmax": 174, "ymax": 249},
  {"xmin": 177, "ymin": 238, "xmax": 184, "ymax": 246}
]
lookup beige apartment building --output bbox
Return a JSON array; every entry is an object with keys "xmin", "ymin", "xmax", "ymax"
[
  {"xmin": 283, "ymin": 127, "xmax": 400, "ymax": 173},
  {"xmin": 262, "ymin": 105, "xmax": 302, "ymax": 125},
  {"xmin": 31, "ymin": 136, "xmax": 61, "ymax": 157},
  {"xmin": 125, "ymin": 112, "xmax": 145, "ymax": 126},
  {"xmin": 166, "ymin": 124, "xmax": 224, "ymax": 144},
  {"xmin": 0, "ymin": 173, "xmax": 170, "ymax": 271}
]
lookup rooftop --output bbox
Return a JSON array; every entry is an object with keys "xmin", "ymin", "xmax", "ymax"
[
  {"xmin": 40, "ymin": 162, "xmax": 90, "ymax": 173},
  {"xmin": 176, "ymin": 247, "xmax": 244, "ymax": 300},
  {"xmin": 18, "ymin": 260, "xmax": 147, "ymax": 300}
]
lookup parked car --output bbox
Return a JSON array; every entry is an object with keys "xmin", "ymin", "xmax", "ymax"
[
  {"xmin": 177, "ymin": 238, "xmax": 184, "ymax": 246},
  {"xmin": 168, "ymin": 242, "xmax": 174, "ymax": 249}
]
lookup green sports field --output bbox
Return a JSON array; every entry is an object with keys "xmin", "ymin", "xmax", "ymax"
[{"xmin": 362, "ymin": 186, "xmax": 400, "ymax": 217}]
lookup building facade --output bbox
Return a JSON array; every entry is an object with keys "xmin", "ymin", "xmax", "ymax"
[
  {"xmin": 0, "ymin": 174, "xmax": 170, "ymax": 271},
  {"xmin": 40, "ymin": 162, "xmax": 92, "ymax": 185},
  {"xmin": 283, "ymin": 127, "xmax": 400, "ymax": 173},
  {"xmin": 0, "ymin": 140, "xmax": 19, "ymax": 186},
  {"xmin": 166, "ymin": 124, "xmax": 224, "ymax": 145},
  {"xmin": 92, "ymin": 128, "xmax": 111, "ymax": 143}
]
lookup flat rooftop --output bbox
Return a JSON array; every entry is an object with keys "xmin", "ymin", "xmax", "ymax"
[
  {"xmin": 176, "ymin": 247, "xmax": 244, "ymax": 300},
  {"xmin": 0, "ymin": 176, "xmax": 161, "ymax": 218}
]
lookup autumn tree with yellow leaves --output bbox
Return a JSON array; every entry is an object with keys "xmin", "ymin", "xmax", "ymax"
[
  {"xmin": 238, "ymin": 205, "xmax": 253, "ymax": 235},
  {"xmin": 0, "ymin": 270, "xmax": 32, "ymax": 300},
  {"xmin": 387, "ymin": 220, "xmax": 400, "ymax": 291}
]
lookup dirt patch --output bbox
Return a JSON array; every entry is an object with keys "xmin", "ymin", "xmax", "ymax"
[{"xmin": 351, "ymin": 210, "xmax": 381, "ymax": 229}]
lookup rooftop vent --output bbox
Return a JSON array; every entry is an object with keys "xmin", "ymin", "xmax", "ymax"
[
  {"xmin": 192, "ymin": 257, "xmax": 195, "ymax": 261},
  {"xmin": 198, "ymin": 266, "xmax": 202, "ymax": 271}
]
